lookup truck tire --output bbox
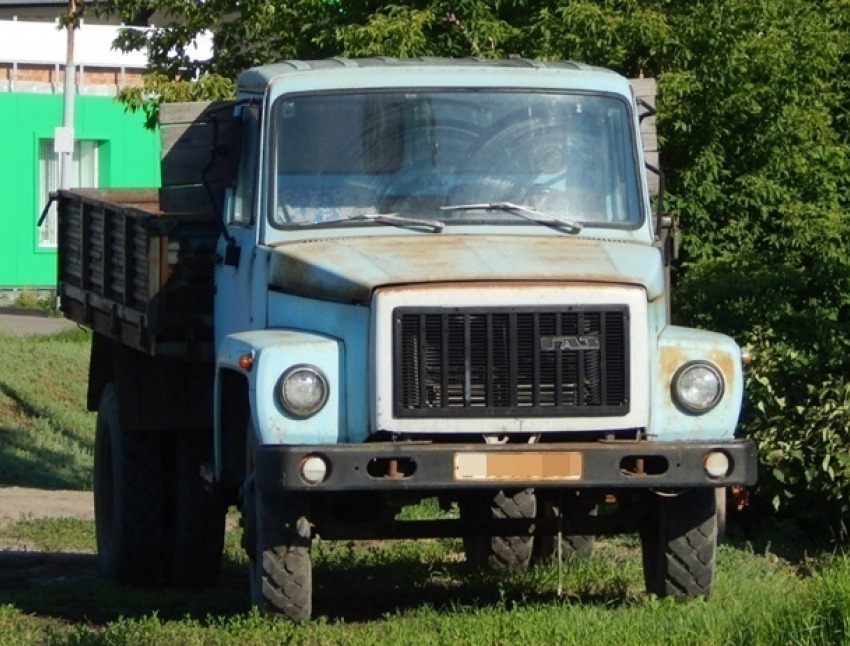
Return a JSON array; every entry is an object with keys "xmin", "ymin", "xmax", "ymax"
[
  {"xmin": 640, "ymin": 488, "xmax": 717, "ymax": 598},
  {"xmin": 461, "ymin": 489, "xmax": 536, "ymax": 572},
  {"xmin": 94, "ymin": 383, "xmax": 165, "ymax": 585},
  {"xmin": 244, "ymin": 479, "xmax": 313, "ymax": 622},
  {"xmin": 164, "ymin": 430, "xmax": 226, "ymax": 588},
  {"xmin": 535, "ymin": 533, "xmax": 595, "ymax": 561},
  {"xmin": 533, "ymin": 496, "xmax": 595, "ymax": 562}
]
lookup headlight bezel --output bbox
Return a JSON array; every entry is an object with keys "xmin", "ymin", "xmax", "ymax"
[
  {"xmin": 672, "ymin": 360, "xmax": 724, "ymax": 414},
  {"xmin": 277, "ymin": 364, "xmax": 330, "ymax": 418}
]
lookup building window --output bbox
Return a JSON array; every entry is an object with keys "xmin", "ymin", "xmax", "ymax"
[{"xmin": 37, "ymin": 139, "xmax": 99, "ymax": 248}]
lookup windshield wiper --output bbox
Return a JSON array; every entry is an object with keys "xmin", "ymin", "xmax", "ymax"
[
  {"xmin": 440, "ymin": 202, "xmax": 582, "ymax": 234},
  {"xmin": 297, "ymin": 212, "xmax": 445, "ymax": 233}
]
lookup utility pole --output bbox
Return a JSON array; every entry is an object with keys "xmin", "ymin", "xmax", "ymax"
[{"xmin": 57, "ymin": 0, "xmax": 77, "ymax": 189}]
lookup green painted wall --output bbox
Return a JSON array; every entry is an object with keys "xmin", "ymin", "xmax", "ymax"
[{"xmin": 0, "ymin": 93, "xmax": 160, "ymax": 288}]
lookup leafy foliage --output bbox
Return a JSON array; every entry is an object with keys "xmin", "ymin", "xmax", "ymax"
[
  {"xmin": 97, "ymin": 0, "xmax": 850, "ymax": 534},
  {"xmin": 117, "ymin": 72, "xmax": 234, "ymax": 129},
  {"xmin": 661, "ymin": 1, "xmax": 850, "ymax": 536}
]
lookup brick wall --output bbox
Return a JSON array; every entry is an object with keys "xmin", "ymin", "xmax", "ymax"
[{"xmin": 0, "ymin": 62, "xmax": 144, "ymax": 90}]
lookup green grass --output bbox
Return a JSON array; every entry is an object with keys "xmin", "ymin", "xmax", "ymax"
[
  {"xmin": 0, "ymin": 516, "xmax": 95, "ymax": 552},
  {"xmin": 0, "ymin": 328, "xmax": 95, "ymax": 490},
  {"xmin": 3, "ymin": 330, "xmax": 850, "ymax": 645},
  {"xmin": 2, "ymin": 529, "xmax": 849, "ymax": 646}
]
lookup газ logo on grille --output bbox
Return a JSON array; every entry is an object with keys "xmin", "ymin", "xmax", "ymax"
[{"xmin": 539, "ymin": 336, "xmax": 601, "ymax": 351}]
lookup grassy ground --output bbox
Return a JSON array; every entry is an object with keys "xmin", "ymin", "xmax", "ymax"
[
  {"xmin": 0, "ymin": 328, "xmax": 94, "ymax": 490},
  {"xmin": 2, "ymin": 329, "xmax": 850, "ymax": 645}
]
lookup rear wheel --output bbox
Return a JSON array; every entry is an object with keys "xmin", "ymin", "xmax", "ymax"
[
  {"xmin": 640, "ymin": 488, "xmax": 717, "ymax": 598},
  {"xmin": 460, "ymin": 489, "xmax": 536, "ymax": 572},
  {"xmin": 164, "ymin": 429, "xmax": 226, "ymax": 588},
  {"xmin": 94, "ymin": 383, "xmax": 165, "ymax": 585},
  {"xmin": 533, "ymin": 493, "xmax": 595, "ymax": 563}
]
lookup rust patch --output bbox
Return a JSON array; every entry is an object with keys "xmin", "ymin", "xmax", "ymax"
[
  {"xmin": 707, "ymin": 349, "xmax": 737, "ymax": 383},
  {"xmin": 658, "ymin": 344, "xmax": 686, "ymax": 379},
  {"xmin": 268, "ymin": 235, "xmax": 661, "ymax": 304}
]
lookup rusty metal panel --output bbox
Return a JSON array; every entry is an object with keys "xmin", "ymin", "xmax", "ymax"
[
  {"xmin": 268, "ymin": 235, "xmax": 665, "ymax": 304},
  {"xmin": 649, "ymin": 325, "xmax": 744, "ymax": 441},
  {"xmin": 253, "ymin": 439, "xmax": 758, "ymax": 493}
]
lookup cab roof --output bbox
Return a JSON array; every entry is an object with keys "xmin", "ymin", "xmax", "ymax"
[{"xmin": 237, "ymin": 57, "xmax": 617, "ymax": 94}]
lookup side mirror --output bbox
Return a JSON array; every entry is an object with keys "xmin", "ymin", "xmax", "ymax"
[{"xmin": 657, "ymin": 212, "xmax": 680, "ymax": 264}]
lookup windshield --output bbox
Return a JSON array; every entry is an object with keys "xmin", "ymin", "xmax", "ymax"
[{"xmin": 270, "ymin": 90, "xmax": 642, "ymax": 229}]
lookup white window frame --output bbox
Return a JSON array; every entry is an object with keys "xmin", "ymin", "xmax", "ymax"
[{"xmin": 37, "ymin": 139, "xmax": 99, "ymax": 248}]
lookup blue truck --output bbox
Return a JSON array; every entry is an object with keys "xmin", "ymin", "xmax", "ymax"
[{"xmin": 55, "ymin": 58, "xmax": 756, "ymax": 621}]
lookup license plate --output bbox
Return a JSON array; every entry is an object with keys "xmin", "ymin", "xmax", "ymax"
[{"xmin": 454, "ymin": 451, "xmax": 583, "ymax": 482}]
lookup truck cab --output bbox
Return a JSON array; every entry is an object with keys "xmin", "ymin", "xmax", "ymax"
[{"xmin": 211, "ymin": 58, "xmax": 755, "ymax": 620}]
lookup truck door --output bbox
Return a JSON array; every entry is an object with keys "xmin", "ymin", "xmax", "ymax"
[{"xmin": 215, "ymin": 103, "xmax": 263, "ymax": 349}]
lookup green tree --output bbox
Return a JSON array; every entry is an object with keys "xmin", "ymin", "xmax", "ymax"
[{"xmin": 660, "ymin": 1, "xmax": 850, "ymax": 534}]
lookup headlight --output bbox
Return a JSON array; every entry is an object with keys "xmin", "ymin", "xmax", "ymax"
[
  {"xmin": 278, "ymin": 365, "xmax": 329, "ymax": 418},
  {"xmin": 672, "ymin": 361, "xmax": 724, "ymax": 414}
]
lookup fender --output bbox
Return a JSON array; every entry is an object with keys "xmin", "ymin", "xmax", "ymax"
[
  {"xmin": 215, "ymin": 329, "xmax": 345, "ymax": 479},
  {"xmin": 648, "ymin": 325, "xmax": 744, "ymax": 441}
]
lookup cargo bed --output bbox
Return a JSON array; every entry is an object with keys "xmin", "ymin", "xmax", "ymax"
[{"xmin": 56, "ymin": 188, "xmax": 218, "ymax": 360}]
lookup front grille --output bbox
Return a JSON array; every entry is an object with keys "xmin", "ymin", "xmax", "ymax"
[{"xmin": 394, "ymin": 306, "xmax": 629, "ymax": 418}]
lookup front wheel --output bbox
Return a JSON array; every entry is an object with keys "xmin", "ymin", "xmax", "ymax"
[
  {"xmin": 532, "ymin": 492, "xmax": 595, "ymax": 563},
  {"xmin": 244, "ymin": 478, "xmax": 313, "ymax": 622},
  {"xmin": 640, "ymin": 488, "xmax": 717, "ymax": 598}
]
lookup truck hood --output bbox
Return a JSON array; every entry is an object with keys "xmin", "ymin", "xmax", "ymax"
[{"xmin": 267, "ymin": 235, "xmax": 664, "ymax": 304}]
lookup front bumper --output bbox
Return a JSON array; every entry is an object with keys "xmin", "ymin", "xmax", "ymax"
[{"xmin": 254, "ymin": 439, "xmax": 757, "ymax": 493}]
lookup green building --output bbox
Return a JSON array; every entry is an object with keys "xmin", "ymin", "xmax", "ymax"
[
  {"xmin": 0, "ymin": 15, "xmax": 162, "ymax": 290},
  {"xmin": 0, "ymin": 93, "xmax": 160, "ymax": 288}
]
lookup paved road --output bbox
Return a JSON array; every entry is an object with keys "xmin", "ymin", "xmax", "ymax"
[{"xmin": 0, "ymin": 311, "xmax": 77, "ymax": 336}]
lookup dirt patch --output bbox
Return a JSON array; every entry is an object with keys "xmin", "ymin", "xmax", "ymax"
[{"xmin": 0, "ymin": 486, "xmax": 93, "ymax": 529}]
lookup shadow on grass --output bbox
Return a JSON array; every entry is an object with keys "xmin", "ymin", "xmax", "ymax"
[
  {"xmin": 0, "ymin": 553, "xmax": 250, "ymax": 624},
  {"xmin": 0, "ymin": 380, "xmax": 93, "ymax": 453},
  {"xmin": 0, "ymin": 547, "xmax": 633, "ymax": 626},
  {"xmin": 0, "ymin": 427, "xmax": 90, "ymax": 490},
  {"xmin": 313, "ymin": 557, "xmax": 631, "ymax": 622},
  {"xmin": 724, "ymin": 507, "xmax": 835, "ymax": 566}
]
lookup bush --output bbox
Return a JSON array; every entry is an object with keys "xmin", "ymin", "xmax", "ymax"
[{"xmin": 11, "ymin": 289, "xmax": 57, "ymax": 313}]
